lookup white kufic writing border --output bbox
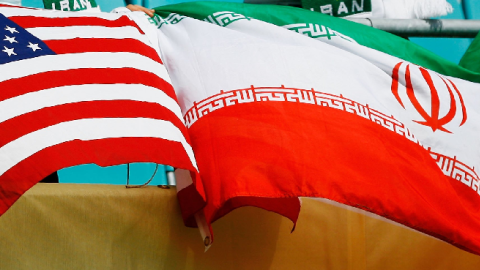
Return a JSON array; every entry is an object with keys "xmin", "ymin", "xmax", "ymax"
[{"xmin": 184, "ymin": 85, "xmax": 480, "ymax": 196}]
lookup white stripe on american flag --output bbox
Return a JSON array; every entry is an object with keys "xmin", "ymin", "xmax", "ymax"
[
  {"xmin": 27, "ymin": 26, "xmax": 152, "ymax": 46},
  {"xmin": 0, "ymin": 6, "xmax": 203, "ymax": 222},
  {"xmin": 0, "ymin": 52, "xmax": 171, "ymax": 83},
  {"xmin": 0, "ymin": 7, "xmax": 124, "ymax": 20},
  {"xmin": 0, "ymin": 84, "xmax": 183, "ymax": 124},
  {"xmin": 0, "ymin": 118, "xmax": 198, "ymax": 176},
  {"xmin": 0, "ymin": 8, "xmax": 192, "ymax": 170}
]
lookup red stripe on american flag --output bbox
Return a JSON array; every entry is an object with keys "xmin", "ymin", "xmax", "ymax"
[
  {"xmin": 0, "ymin": 68, "xmax": 176, "ymax": 101},
  {"xmin": 0, "ymin": 7, "xmax": 206, "ymax": 229},
  {"xmin": 0, "ymin": 100, "xmax": 189, "ymax": 147},
  {"xmin": 10, "ymin": 15, "xmax": 145, "ymax": 34},
  {"xmin": 0, "ymin": 137, "xmax": 197, "ymax": 214},
  {"xmin": 0, "ymin": 4, "xmax": 34, "ymax": 9},
  {"xmin": 44, "ymin": 38, "xmax": 162, "ymax": 63}
]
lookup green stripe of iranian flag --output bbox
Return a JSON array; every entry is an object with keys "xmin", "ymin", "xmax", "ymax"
[{"xmin": 460, "ymin": 33, "xmax": 480, "ymax": 73}]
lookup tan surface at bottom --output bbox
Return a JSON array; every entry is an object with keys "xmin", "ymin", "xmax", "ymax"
[{"xmin": 0, "ymin": 184, "xmax": 478, "ymax": 270}]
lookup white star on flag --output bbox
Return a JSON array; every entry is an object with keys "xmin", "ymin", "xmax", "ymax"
[
  {"xmin": 27, "ymin": 42, "xmax": 41, "ymax": 52},
  {"xmin": 3, "ymin": 35, "xmax": 17, "ymax": 43},
  {"xmin": 4, "ymin": 25, "xmax": 18, "ymax": 34},
  {"xmin": 0, "ymin": 5, "xmax": 203, "ymax": 245},
  {"xmin": 2, "ymin": 46, "xmax": 16, "ymax": 56}
]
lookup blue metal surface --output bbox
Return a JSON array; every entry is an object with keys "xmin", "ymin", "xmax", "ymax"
[
  {"xmin": 59, "ymin": 163, "xmax": 169, "ymax": 185},
  {"xmin": 463, "ymin": 0, "xmax": 480, "ymax": 20}
]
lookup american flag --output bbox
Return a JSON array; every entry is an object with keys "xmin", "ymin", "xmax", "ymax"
[{"xmin": 0, "ymin": 5, "xmax": 204, "ymax": 220}]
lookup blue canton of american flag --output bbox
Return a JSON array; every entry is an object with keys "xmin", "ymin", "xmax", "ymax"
[
  {"xmin": 0, "ymin": 14, "xmax": 54, "ymax": 64},
  {"xmin": 0, "ymin": 5, "xmax": 203, "ymax": 225}
]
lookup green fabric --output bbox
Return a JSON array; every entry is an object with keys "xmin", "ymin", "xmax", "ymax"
[
  {"xmin": 43, "ymin": 0, "xmax": 98, "ymax": 11},
  {"xmin": 459, "ymin": 32, "xmax": 480, "ymax": 73},
  {"xmin": 154, "ymin": 2, "xmax": 480, "ymax": 83}
]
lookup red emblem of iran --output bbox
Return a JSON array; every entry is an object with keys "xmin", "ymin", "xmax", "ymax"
[{"xmin": 391, "ymin": 62, "xmax": 467, "ymax": 133}]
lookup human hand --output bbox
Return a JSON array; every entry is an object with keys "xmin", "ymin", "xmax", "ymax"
[{"xmin": 126, "ymin": 4, "xmax": 155, "ymax": 18}]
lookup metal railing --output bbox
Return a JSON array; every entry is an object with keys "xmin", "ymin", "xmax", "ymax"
[{"xmin": 344, "ymin": 19, "xmax": 480, "ymax": 38}]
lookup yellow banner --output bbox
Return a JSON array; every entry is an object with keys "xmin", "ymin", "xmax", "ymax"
[{"xmin": 0, "ymin": 184, "xmax": 478, "ymax": 269}]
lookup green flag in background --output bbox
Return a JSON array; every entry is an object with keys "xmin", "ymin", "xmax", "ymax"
[
  {"xmin": 459, "ymin": 33, "xmax": 480, "ymax": 74},
  {"xmin": 43, "ymin": 0, "xmax": 99, "ymax": 11},
  {"xmin": 155, "ymin": 2, "xmax": 480, "ymax": 83}
]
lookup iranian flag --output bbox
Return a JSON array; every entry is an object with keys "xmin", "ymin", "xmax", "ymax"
[
  {"xmin": 153, "ymin": 2, "xmax": 480, "ymax": 254},
  {"xmin": 460, "ymin": 33, "xmax": 480, "ymax": 73}
]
